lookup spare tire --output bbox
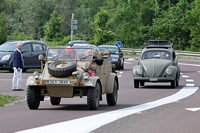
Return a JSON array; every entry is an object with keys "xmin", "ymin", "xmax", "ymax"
[{"xmin": 48, "ymin": 61, "xmax": 76, "ymax": 77}]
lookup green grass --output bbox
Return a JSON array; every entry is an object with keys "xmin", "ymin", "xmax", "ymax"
[{"xmin": 0, "ymin": 94, "xmax": 20, "ymax": 107}]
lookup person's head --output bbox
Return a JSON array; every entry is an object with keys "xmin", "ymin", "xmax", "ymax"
[
  {"xmin": 66, "ymin": 48, "xmax": 76, "ymax": 58},
  {"xmin": 16, "ymin": 42, "xmax": 22, "ymax": 50},
  {"xmin": 85, "ymin": 48, "xmax": 93, "ymax": 57},
  {"xmin": 147, "ymin": 52, "xmax": 152, "ymax": 58},
  {"xmin": 161, "ymin": 52, "xmax": 166, "ymax": 58},
  {"xmin": 58, "ymin": 49, "xmax": 66, "ymax": 58}
]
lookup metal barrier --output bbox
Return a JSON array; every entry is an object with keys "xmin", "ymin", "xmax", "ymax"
[{"xmin": 121, "ymin": 48, "xmax": 200, "ymax": 59}]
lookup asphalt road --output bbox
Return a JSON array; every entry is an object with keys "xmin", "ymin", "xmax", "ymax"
[{"xmin": 0, "ymin": 58, "xmax": 200, "ymax": 133}]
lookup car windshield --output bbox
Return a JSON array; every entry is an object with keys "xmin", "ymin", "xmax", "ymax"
[
  {"xmin": 0, "ymin": 42, "xmax": 18, "ymax": 52},
  {"xmin": 142, "ymin": 50, "xmax": 171, "ymax": 60},
  {"xmin": 99, "ymin": 47, "xmax": 119, "ymax": 55},
  {"xmin": 47, "ymin": 47, "xmax": 93, "ymax": 60}
]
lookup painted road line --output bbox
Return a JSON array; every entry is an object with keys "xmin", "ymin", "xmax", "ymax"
[
  {"xmin": 182, "ymin": 75, "xmax": 189, "ymax": 78},
  {"xmin": 16, "ymin": 86, "xmax": 198, "ymax": 133},
  {"xmin": 124, "ymin": 62, "xmax": 133, "ymax": 64},
  {"xmin": 185, "ymin": 107, "xmax": 200, "ymax": 112},
  {"xmin": 179, "ymin": 63, "xmax": 200, "ymax": 67},
  {"xmin": 186, "ymin": 84, "xmax": 195, "ymax": 86},
  {"xmin": 118, "ymin": 75, "xmax": 122, "ymax": 78},
  {"xmin": 186, "ymin": 79, "xmax": 194, "ymax": 82}
]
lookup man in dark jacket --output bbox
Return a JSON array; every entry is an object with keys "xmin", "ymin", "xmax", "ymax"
[{"xmin": 12, "ymin": 42, "xmax": 24, "ymax": 91}]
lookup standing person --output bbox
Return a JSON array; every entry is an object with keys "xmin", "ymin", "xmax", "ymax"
[{"xmin": 12, "ymin": 42, "xmax": 24, "ymax": 91}]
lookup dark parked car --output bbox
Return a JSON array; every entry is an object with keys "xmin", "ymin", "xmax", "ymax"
[
  {"xmin": 98, "ymin": 45, "xmax": 124, "ymax": 70},
  {"xmin": 67, "ymin": 40, "xmax": 88, "ymax": 46},
  {"xmin": 0, "ymin": 40, "xmax": 47, "ymax": 72}
]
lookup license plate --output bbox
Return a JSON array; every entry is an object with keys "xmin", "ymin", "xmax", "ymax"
[
  {"xmin": 150, "ymin": 78, "xmax": 158, "ymax": 81},
  {"xmin": 49, "ymin": 80, "xmax": 70, "ymax": 84}
]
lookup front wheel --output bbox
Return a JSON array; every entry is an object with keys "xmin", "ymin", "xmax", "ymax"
[
  {"xmin": 50, "ymin": 97, "xmax": 61, "ymax": 105},
  {"xmin": 106, "ymin": 79, "xmax": 118, "ymax": 106},
  {"xmin": 87, "ymin": 82, "xmax": 101, "ymax": 110},
  {"xmin": 27, "ymin": 86, "xmax": 40, "ymax": 109},
  {"xmin": 134, "ymin": 80, "xmax": 139, "ymax": 88},
  {"xmin": 171, "ymin": 79, "xmax": 176, "ymax": 88}
]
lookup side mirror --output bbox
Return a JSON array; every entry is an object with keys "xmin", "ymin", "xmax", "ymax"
[{"xmin": 38, "ymin": 54, "xmax": 44, "ymax": 61}]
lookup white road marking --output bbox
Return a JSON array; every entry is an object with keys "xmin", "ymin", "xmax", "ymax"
[
  {"xmin": 198, "ymin": 71, "xmax": 200, "ymax": 73},
  {"xmin": 182, "ymin": 75, "xmax": 189, "ymax": 78},
  {"xmin": 180, "ymin": 72, "xmax": 183, "ymax": 75},
  {"xmin": 126, "ymin": 58, "xmax": 134, "ymax": 61},
  {"xmin": 186, "ymin": 84, "xmax": 195, "ymax": 86},
  {"xmin": 186, "ymin": 79, "xmax": 194, "ymax": 82},
  {"xmin": 117, "ymin": 75, "xmax": 122, "ymax": 78},
  {"xmin": 179, "ymin": 63, "xmax": 200, "ymax": 67},
  {"xmin": 185, "ymin": 107, "xmax": 200, "ymax": 112},
  {"xmin": 119, "ymin": 71, "xmax": 123, "ymax": 74},
  {"xmin": 16, "ymin": 86, "xmax": 198, "ymax": 133},
  {"xmin": 124, "ymin": 62, "xmax": 133, "ymax": 64}
]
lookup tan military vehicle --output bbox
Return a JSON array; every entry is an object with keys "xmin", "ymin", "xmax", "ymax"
[{"xmin": 26, "ymin": 46, "xmax": 119, "ymax": 110}]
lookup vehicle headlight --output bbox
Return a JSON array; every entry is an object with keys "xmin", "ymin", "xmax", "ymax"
[
  {"xmin": 136, "ymin": 68, "xmax": 143, "ymax": 75},
  {"xmin": 165, "ymin": 68, "xmax": 172, "ymax": 75},
  {"xmin": 111, "ymin": 57, "xmax": 118, "ymax": 61},
  {"xmin": 1, "ymin": 54, "xmax": 11, "ymax": 60},
  {"xmin": 83, "ymin": 72, "xmax": 89, "ymax": 79},
  {"xmin": 33, "ymin": 71, "xmax": 40, "ymax": 79}
]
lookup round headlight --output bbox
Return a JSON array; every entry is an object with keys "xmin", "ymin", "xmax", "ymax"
[
  {"xmin": 33, "ymin": 71, "xmax": 39, "ymax": 79},
  {"xmin": 165, "ymin": 68, "xmax": 172, "ymax": 75},
  {"xmin": 83, "ymin": 72, "xmax": 89, "ymax": 79},
  {"xmin": 136, "ymin": 68, "xmax": 143, "ymax": 75}
]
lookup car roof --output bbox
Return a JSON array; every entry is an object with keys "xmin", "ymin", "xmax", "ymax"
[
  {"xmin": 6, "ymin": 40, "xmax": 47, "ymax": 45},
  {"xmin": 144, "ymin": 40, "xmax": 173, "ymax": 49},
  {"xmin": 98, "ymin": 45, "xmax": 118, "ymax": 48}
]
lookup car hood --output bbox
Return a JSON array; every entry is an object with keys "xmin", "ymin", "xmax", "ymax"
[
  {"xmin": 0, "ymin": 51, "xmax": 13, "ymax": 58},
  {"xmin": 140, "ymin": 59, "xmax": 172, "ymax": 77},
  {"xmin": 103, "ymin": 54, "xmax": 119, "ymax": 58},
  {"xmin": 110, "ymin": 54, "xmax": 119, "ymax": 58}
]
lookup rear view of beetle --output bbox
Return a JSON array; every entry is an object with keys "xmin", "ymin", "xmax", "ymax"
[{"xmin": 26, "ymin": 46, "xmax": 119, "ymax": 110}]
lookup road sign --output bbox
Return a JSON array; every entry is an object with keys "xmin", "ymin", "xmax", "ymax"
[
  {"xmin": 115, "ymin": 41, "xmax": 123, "ymax": 48},
  {"xmin": 71, "ymin": 25, "xmax": 77, "ymax": 30},
  {"xmin": 71, "ymin": 19, "xmax": 78, "ymax": 25}
]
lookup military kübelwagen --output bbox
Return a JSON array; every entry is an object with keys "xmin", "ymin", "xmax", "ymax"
[{"xmin": 26, "ymin": 46, "xmax": 119, "ymax": 110}]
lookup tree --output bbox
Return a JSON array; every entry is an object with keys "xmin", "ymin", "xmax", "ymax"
[
  {"xmin": 0, "ymin": 12, "xmax": 7, "ymax": 43},
  {"xmin": 44, "ymin": 11, "xmax": 64, "ymax": 42}
]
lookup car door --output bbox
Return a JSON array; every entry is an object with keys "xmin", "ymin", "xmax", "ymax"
[
  {"xmin": 31, "ymin": 43, "xmax": 46, "ymax": 67},
  {"xmin": 118, "ymin": 47, "xmax": 124, "ymax": 66},
  {"xmin": 22, "ymin": 43, "xmax": 32, "ymax": 67}
]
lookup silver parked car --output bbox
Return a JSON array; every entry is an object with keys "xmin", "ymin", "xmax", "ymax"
[{"xmin": 132, "ymin": 40, "xmax": 180, "ymax": 88}]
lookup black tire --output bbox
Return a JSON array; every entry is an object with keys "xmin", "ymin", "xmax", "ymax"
[
  {"xmin": 176, "ymin": 79, "xmax": 179, "ymax": 87},
  {"xmin": 171, "ymin": 80, "xmax": 176, "ymax": 88},
  {"xmin": 134, "ymin": 80, "xmax": 139, "ymax": 88},
  {"xmin": 9, "ymin": 63, "xmax": 14, "ymax": 73},
  {"xmin": 121, "ymin": 59, "xmax": 124, "ymax": 70},
  {"xmin": 106, "ymin": 79, "xmax": 118, "ymax": 106},
  {"xmin": 27, "ymin": 86, "xmax": 40, "ymax": 109},
  {"xmin": 50, "ymin": 97, "xmax": 61, "ymax": 105},
  {"xmin": 116, "ymin": 62, "xmax": 121, "ymax": 70},
  {"xmin": 48, "ymin": 61, "xmax": 76, "ymax": 77},
  {"xmin": 87, "ymin": 82, "xmax": 101, "ymax": 110},
  {"xmin": 140, "ymin": 81, "xmax": 145, "ymax": 86}
]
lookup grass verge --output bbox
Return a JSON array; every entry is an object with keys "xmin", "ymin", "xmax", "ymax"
[{"xmin": 0, "ymin": 94, "xmax": 23, "ymax": 107}]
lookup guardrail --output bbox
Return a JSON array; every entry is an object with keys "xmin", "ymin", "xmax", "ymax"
[{"xmin": 121, "ymin": 48, "xmax": 200, "ymax": 59}]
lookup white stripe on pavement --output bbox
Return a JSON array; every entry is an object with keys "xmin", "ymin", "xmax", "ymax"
[{"xmin": 16, "ymin": 86, "xmax": 198, "ymax": 133}]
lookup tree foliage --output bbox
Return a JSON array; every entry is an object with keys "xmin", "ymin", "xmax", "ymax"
[{"xmin": 0, "ymin": 0, "xmax": 200, "ymax": 51}]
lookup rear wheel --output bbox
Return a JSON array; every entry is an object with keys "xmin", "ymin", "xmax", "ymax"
[
  {"xmin": 106, "ymin": 79, "xmax": 118, "ymax": 106},
  {"xmin": 87, "ymin": 82, "xmax": 101, "ymax": 110},
  {"xmin": 134, "ymin": 80, "xmax": 139, "ymax": 88},
  {"xmin": 50, "ymin": 97, "xmax": 61, "ymax": 105},
  {"xmin": 27, "ymin": 86, "xmax": 40, "ymax": 109}
]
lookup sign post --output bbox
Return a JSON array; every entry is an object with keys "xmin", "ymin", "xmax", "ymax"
[{"xmin": 70, "ymin": 13, "xmax": 78, "ymax": 42}]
